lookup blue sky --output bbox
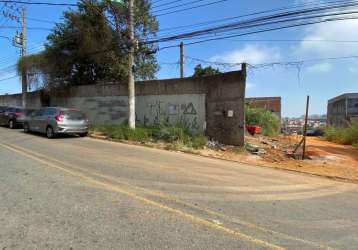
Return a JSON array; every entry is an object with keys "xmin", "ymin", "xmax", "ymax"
[{"xmin": 0, "ymin": 0, "xmax": 357, "ymax": 117}]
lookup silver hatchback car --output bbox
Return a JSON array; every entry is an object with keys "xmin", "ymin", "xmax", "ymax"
[{"xmin": 23, "ymin": 107, "xmax": 89, "ymax": 138}]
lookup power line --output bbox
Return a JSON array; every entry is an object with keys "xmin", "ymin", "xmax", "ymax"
[
  {"xmin": 3, "ymin": 0, "xmax": 358, "ymax": 68},
  {"xmin": 224, "ymin": 39, "xmax": 358, "ymax": 43},
  {"xmin": 0, "ymin": 45, "xmax": 44, "ymax": 68},
  {"xmin": 146, "ymin": 1, "xmax": 358, "ymax": 48},
  {"xmin": 173, "ymin": 9, "xmax": 358, "ymax": 42},
  {"xmin": 0, "ymin": 1, "xmax": 77, "ymax": 7},
  {"xmin": 154, "ymin": 0, "xmax": 356, "ymax": 34},
  {"xmin": 155, "ymin": 0, "xmax": 229, "ymax": 16},
  {"xmin": 151, "ymin": 0, "xmax": 176, "ymax": 5},
  {"xmin": 177, "ymin": 16, "xmax": 358, "ymax": 47},
  {"xmin": 0, "ymin": 25, "xmax": 51, "ymax": 30},
  {"xmin": 185, "ymin": 55, "xmax": 358, "ymax": 68},
  {"xmin": 151, "ymin": 1, "xmax": 358, "ymax": 42},
  {"xmin": 0, "ymin": 74, "xmax": 18, "ymax": 82},
  {"xmin": 153, "ymin": 0, "xmax": 208, "ymax": 13},
  {"xmin": 27, "ymin": 17, "xmax": 56, "ymax": 24},
  {"xmin": 152, "ymin": 0, "xmax": 186, "ymax": 9},
  {"xmin": 0, "ymin": 35, "xmax": 11, "ymax": 41}
]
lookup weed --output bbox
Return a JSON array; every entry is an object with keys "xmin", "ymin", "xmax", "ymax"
[
  {"xmin": 90, "ymin": 123, "xmax": 208, "ymax": 149},
  {"xmin": 324, "ymin": 123, "xmax": 358, "ymax": 145},
  {"xmin": 191, "ymin": 134, "xmax": 208, "ymax": 149},
  {"xmin": 245, "ymin": 106, "xmax": 280, "ymax": 136}
]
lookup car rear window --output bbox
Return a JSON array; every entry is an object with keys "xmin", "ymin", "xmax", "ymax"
[
  {"xmin": 15, "ymin": 108, "xmax": 23, "ymax": 113},
  {"xmin": 64, "ymin": 110, "xmax": 85, "ymax": 120}
]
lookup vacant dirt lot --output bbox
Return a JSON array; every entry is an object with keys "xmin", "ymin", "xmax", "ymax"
[
  {"xmin": 91, "ymin": 130, "xmax": 358, "ymax": 183},
  {"xmin": 199, "ymin": 136, "xmax": 358, "ymax": 183}
]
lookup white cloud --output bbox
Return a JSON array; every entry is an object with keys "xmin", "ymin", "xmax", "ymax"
[
  {"xmin": 306, "ymin": 62, "xmax": 333, "ymax": 73},
  {"xmin": 297, "ymin": 19, "xmax": 358, "ymax": 57},
  {"xmin": 210, "ymin": 44, "xmax": 281, "ymax": 65}
]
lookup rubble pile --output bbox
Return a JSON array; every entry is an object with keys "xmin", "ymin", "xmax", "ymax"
[{"xmin": 244, "ymin": 135, "xmax": 298, "ymax": 163}]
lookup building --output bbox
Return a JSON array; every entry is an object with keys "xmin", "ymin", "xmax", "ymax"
[
  {"xmin": 246, "ymin": 97, "xmax": 281, "ymax": 119},
  {"xmin": 327, "ymin": 93, "xmax": 358, "ymax": 127}
]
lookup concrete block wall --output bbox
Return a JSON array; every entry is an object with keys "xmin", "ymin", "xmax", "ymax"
[
  {"xmin": 50, "ymin": 94, "xmax": 206, "ymax": 132},
  {"xmin": 0, "ymin": 91, "xmax": 42, "ymax": 108},
  {"xmin": 0, "ymin": 70, "xmax": 246, "ymax": 145}
]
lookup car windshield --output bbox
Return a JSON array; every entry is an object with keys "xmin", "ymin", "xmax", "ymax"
[{"xmin": 64, "ymin": 110, "xmax": 85, "ymax": 120}]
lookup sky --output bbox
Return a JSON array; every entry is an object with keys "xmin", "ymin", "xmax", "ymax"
[{"xmin": 0, "ymin": 0, "xmax": 357, "ymax": 117}]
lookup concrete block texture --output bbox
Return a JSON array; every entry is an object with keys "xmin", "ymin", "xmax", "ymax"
[{"xmin": 0, "ymin": 92, "xmax": 42, "ymax": 108}]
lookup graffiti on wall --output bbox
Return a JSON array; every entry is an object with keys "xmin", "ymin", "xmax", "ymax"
[
  {"xmin": 65, "ymin": 95, "xmax": 205, "ymax": 131},
  {"xmin": 82, "ymin": 97, "xmax": 129, "ymax": 124},
  {"xmin": 139, "ymin": 100, "xmax": 201, "ymax": 130}
]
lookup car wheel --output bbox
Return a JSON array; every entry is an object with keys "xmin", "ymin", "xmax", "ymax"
[
  {"xmin": 79, "ymin": 132, "xmax": 88, "ymax": 137},
  {"xmin": 23, "ymin": 123, "xmax": 30, "ymax": 133},
  {"xmin": 46, "ymin": 126, "xmax": 55, "ymax": 139},
  {"xmin": 9, "ymin": 120, "xmax": 15, "ymax": 129}
]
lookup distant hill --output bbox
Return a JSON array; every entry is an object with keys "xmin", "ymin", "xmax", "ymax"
[{"xmin": 298, "ymin": 114, "xmax": 327, "ymax": 119}]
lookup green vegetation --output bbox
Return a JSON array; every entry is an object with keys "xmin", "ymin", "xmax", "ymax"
[
  {"xmin": 18, "ymin": 0, "xmax": 158, "ymax": 90},
  {"xmin": 245, "ymin": 105, "xmax": 281, "ymax": 136},
  {"xmin": 324, "ymin": 123, "xmax": 358, "ymax": 145},
  {"xmin": 192, "ymin": 64, "xmax": 222, "ymax": 77},
  {"xmin": 91, "ymin": 123, "xmax": 208, "ymax": 149}
]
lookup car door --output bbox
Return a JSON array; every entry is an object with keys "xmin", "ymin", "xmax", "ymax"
[
  {"xmin": 30, "ymin": 109, "xmax": 45, "ymax": 132},
  {"xmin": 37, "ymin": 108, "xmax": 51, "ymax": 133},
  {"xmin": 0, "ymin": 107, "xmax": 5, "ymax": 125},
  {"xmin": 3, "ymin": 107, "xmax": 13, "ymax": 125}
]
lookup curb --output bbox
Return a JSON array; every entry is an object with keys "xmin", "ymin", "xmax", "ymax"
[{"xmin": 88, "ymin": 134, "xmax": 358, "ymax": 185}]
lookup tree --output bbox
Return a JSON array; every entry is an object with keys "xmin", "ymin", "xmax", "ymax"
[
  {"xmin": 18, "ymin": 0, "xmax": 159, "ymax": 90},
  {"xmin": 192, "ymin": 64, "xmax": 221, "ymax": 78}
]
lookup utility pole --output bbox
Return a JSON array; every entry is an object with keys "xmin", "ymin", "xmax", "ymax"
[
  {"xmin": 21, "ymin": 8, "xmax": 27, "ymax": 108},
  {"xmin": 127, "ymin": 0, "xmax": 135, "ymax": 129},
  {"xmin": 180, "ymin": 42, "xmax": 184, "ymax": 78},
  {"xmin": 302, "ymin": 95, "xmax": 310, "ymax": 159}
]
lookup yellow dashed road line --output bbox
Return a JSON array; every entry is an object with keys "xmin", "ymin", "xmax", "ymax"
[
  {"xmin": 0, "ymin": 141, "xmax": 336, "ymax": 250},
  {"xmin": 1, "ymin": 142, "xmax": 285, "ymax": 250}
]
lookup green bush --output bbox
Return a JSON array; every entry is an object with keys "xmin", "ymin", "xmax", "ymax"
[
  {"xmin": 245, "ymin": 106, "xmax": 281, "ymax": 136},
  {"xmin": 92, "ymin": 124, "xmax": 149, "ymax": 141},
  {"xmin": 91, "ymin": 123, "xmax": 208, "ymax": 149},
  {"xmin": 325, "ymin": 123, "xmax": 358, "ymax": 145},
  {"xmin": 191, "ymin": 134, "xmax": 208, "ymax": 149}
]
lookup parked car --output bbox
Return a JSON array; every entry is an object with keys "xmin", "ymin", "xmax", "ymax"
[
  {"xmin": 306, "ymin": 129, "xmax": 324, "ymax": 137},
  {"xmin": 17, "ymin": 108, "xmax": 37, "ymax": 125},
  {"xmin": 0, "ymin": 106, "xmax": 7, "ymax": 113},
  {"xmin": 23, "ymin": 107, "xmax": 89, "ymax": 138},
  {"xmin": 0, "ymin": 106, "xmax": 25, "ymax": 129},
  {"xmin": 0, "ymin": 106, "xmax": 7, "ymax": 125}
]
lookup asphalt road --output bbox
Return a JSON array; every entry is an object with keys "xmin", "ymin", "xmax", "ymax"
[{"xmin": 1, "ymin": 127, "xmax": 358, "ymax": 250}]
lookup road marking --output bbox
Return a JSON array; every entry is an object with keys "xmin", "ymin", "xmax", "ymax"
[
  {"xmin": 0, "ymin": 141, "xmax": 336, "ymax": 250},
  {"xmin": 0, "ymin": 142, "xmax": 285, "ymax": 250}
]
